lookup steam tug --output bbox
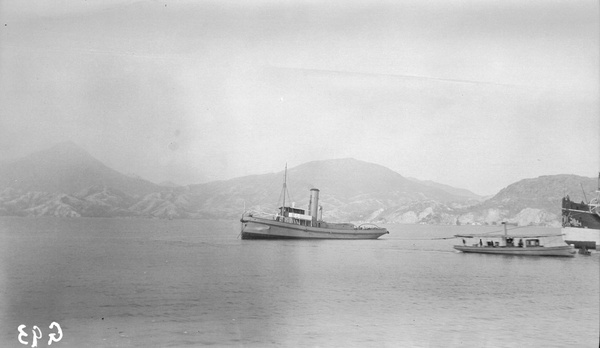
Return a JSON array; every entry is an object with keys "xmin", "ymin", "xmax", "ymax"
[{"xmin": 240, "ymin": 166, "xmax": 388, "ymax": 240}]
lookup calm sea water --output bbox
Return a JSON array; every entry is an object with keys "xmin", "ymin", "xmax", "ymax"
[{"xmin": 0, "ymin": 217, "xmax": 598, "ymax": 347}]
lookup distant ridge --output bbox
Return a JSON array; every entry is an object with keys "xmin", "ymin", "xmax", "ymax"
[
  {"xmin": 185, "ymin": 157, "xmax": 478, "ymax": 221},
  {"xmin": 478, "ymin": 174, "xmax": 597, "ymax": 215},
  {"xmin": 0, "ymin": 143, "xmax": 595, "ymax": 225},
  {"xmin": 159, "ymin": 181, "xmax": 181, "ymax": 188},
  {"xmin": 0, "ymin": 141, "xmax": 159, "ymax": 196},
  {"xmin": 271, "ymin": 158, "xmax": 472, "ymax": 202},
  {"xmin": 406, "ymin": 177, "xmax": 484, "ymax": 201}
]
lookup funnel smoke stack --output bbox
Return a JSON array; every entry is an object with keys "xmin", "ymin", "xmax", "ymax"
[{"xmin": 308, "ymin": 188, "xmax": 320, "ymax": 225}]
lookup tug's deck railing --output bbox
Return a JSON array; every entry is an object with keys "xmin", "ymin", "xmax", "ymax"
[{"xmin": 242, "ymin": 211, "xmax": 386, "ymax": 230}]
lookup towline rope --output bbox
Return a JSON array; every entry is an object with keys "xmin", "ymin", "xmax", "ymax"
[{"xmin": 398, "ymin": 225, "xmax": 540, "ymax": 241}]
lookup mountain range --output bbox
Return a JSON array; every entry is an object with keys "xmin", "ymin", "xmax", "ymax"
[{"xmin": 0, "ymin": 142, "xmax": 597, "ymax": 226}]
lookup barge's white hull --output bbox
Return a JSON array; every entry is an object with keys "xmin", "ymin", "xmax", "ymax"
[{"xmin": 562, "ymin": 227, "xmax": 600, "ymax": 250}]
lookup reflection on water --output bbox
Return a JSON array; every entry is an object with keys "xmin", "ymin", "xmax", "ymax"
[{"xmin": 1, "ymin": 218, "xmax": 598, "ymax": 347}]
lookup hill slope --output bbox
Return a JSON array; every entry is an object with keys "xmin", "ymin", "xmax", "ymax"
[
  {"xmin": 187, "ymin": 158, "xmax": 474, "ymax": 221},
  {"xmin": 376, "ymin": 174, "xmax": 597, "ymax": 226},
  {"xmin": 484, "ymin": 174, "xmax": 596, "ymax": 214},
  {"xmin": 406, "ymin": 177, "xmax": 485, "ymax": 201},
  {"xmin": 0, "ymin": 141, "xmax": 160, "ymax": 197}
]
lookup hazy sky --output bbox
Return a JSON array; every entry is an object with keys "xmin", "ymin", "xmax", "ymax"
[{"xmin": 1, "ymin": 0, "xmax": 598, "ymax": 195}]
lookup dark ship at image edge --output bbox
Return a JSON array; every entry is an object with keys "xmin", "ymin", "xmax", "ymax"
[{"xmin": 561, "ymin": 173, "xmax": 600, "ymax": 250}]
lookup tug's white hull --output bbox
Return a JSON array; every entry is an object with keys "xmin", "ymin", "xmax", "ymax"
[{"xmin": 241, "ymin": 216, "xmax": 388, "ymax": 240}]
